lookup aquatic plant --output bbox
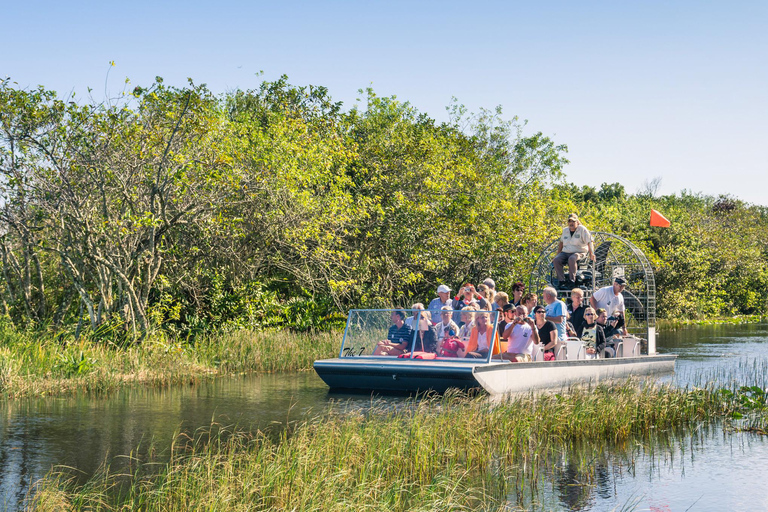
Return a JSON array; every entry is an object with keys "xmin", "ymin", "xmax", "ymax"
[{"xmin": 30, "ymin": 380, "xmax": 757, "ymax": 511}]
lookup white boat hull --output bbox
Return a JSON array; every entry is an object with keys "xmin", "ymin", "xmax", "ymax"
[{"xmin": 473, "ymin": 354, "xmax": 677, "ymax": 395}]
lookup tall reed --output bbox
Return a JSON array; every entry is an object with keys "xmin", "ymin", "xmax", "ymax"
[
  {"xmin": 0, "ymin": 328, "xmax": 340, "ymax": 399},
  {"xmin": 31, "ymin": 381, "xmax": 751, "ymax": 511}
]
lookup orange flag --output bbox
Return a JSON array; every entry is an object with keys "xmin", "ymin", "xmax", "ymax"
[{"xmin": 650, "ymin": 209, "xmax": 670, "ymax": 227}]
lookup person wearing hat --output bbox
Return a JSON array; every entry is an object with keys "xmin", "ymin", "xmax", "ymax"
[
  {"xmin": 551, "ymin": 213, "xmax": 595, "ymax": 289},
  {"xmin": 428, "ymin": 284, "xmax": 453, "ymax": 323},
  {"xmin": 590, "ymin": 277, "xmax": 628, "ymax": 335}
]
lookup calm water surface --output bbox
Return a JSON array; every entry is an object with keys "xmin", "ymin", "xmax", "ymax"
[{"xmin": 1, "ymin": 323, "xmax": 768, "ymax": 510}]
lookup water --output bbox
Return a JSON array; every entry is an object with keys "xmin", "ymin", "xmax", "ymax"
[{"xmin": 1, "ymin": 323, "xmax": 768, "ymax": 510}]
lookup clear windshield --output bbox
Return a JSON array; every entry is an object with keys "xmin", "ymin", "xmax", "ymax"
[{"xmin": 339, "ymin": 309, "xmax": 499, "ymax": 363}]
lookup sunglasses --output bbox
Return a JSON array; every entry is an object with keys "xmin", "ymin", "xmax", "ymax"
[
  {"xmin": 584, "ymin": 313, "xmax": 595, "ymax": 316},
  {"xmin": 534, "ymin": 310, "xmax": 545, "ymax": 314}
]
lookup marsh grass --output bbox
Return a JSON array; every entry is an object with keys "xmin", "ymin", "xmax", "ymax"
[
  {"xmin": 30, "ymin": 381, "xmax": 753, "ymax": 511},
  {"xmin": 657, "ymin": 315, "xmax": 765, "ymax": 330},
  {"xmin": 0, "ymin": 327, "xmax": 340, "ymax": 399}
]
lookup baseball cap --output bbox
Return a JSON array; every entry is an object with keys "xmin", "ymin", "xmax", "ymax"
[
  {"xmin": 437, "ymin": 284, "xmax": 451, "ymax": 294},
  {"xmin": 614, "ymin": 277, "xmax": 627, "ymax": 286},
  {"xmin": 567, "ymin": 213, "xmax": 579, "ymax": 221}
]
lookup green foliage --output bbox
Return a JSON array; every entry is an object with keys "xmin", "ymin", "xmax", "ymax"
[{"xmin": 2, "ymin": 75, "xmax": 768, "ymax": 339}]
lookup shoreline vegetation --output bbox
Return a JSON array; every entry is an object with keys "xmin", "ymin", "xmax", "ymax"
[
  {"xmin": 0, "ymin": 316, "xmax": 764, "ymax": 400},
  {"xmin": 30, "ymin": 379, "xmax": 768, "ymax": 511}
]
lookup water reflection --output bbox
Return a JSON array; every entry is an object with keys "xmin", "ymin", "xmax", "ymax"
[
  {"xmin": 0, "ymin": 371, "xmax": 355, "ymax": 508},
  {"xmin": 515, "ymin": 424, "xmax": 768, "ymax": 511}
]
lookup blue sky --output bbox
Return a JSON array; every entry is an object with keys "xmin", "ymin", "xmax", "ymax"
[{"xmin": 3, "ymin": 0, "xmax": 767, "ymax": 205}]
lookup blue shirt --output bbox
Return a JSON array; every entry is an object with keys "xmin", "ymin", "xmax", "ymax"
[{"xmin": 545, "ymin": 300, "xmax": 568, "ymax": 341}]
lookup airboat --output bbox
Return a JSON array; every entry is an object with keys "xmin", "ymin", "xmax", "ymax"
[{"xmin": 313, "ymin": 233, "xmax": 676, "ymax": 394}]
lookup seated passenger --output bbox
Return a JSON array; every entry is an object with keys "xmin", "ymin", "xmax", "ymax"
[
  {"xmin": 435, "ymin": 306, "xmax": 460, "ymax": 344},
  {"xmin": 511, "ymin": 282, "xmax": 525, "ymax": 306},
  {"xmin": 533, "ymin": 305, "xmax": 558, "ymax": 360},
  {"xmin": 477, "ymin": 283, "xmax": 494, "ymax": 311},
  {"xmin": 452, "ymin": 285, "xmax": 479, "ymax": 324},
  {"xmin": 405, "ymin": 303, "xmax": 425, "ymax": 329},
  {"xmin": 522, "ymin": 293, "xmax": 538, "ymax": 319},
  {"xmin": 494, "ymin": 292, "xmax": 510, "ymax": 312},
  {"xmin": 428, "ymin": 284, "xmax": 453, "ymax": 324},
  {"xmin": 456, "ymin": 306, "xmax": 476, "ymax": 342},
  {"xmin": 581, "ymin": 307, "xmax": 609, "ymax": 358},
  {"xmin": 412, "ymin": 315, "xmax": 438, "ymax": 353},
  {"xmin": 500, "ymin": 305, "xmax": 539, "ymax": 362},
  {"xmin": 497, "ymin": 303, "xmax": 515, "ymax": 342},
  {"xmin": 465, "ymin": 311, "xmax": 500, "ymax": 359},
  {"xmin": 373, "ymin": 310, "xmax": 414, "ymax": 356},
  {"xmin": 437, "ymin": 327, "xmax": 466, "ymax": 357},
  {"xmin": 568, "ymin": 288, "xmax": 587, "ymax": 336},
  {"xmin": 552, "ymin": 213, "xmax": 596, "ymax": 289},
  {"xmin": 596, "ymin": 308, "xmax": 623, "ymax": 349}
]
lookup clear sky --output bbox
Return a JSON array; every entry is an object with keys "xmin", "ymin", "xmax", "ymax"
[{"xmin": 3, "ymin": 0, "xmax": 767, "ymax": 205}]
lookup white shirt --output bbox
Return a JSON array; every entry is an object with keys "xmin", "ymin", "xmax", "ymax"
[
  {"xmin": 476, "ymin": 330, "xmax": 489, "ymax": 351},
  {"xmin": 591, "ymin": 285, "xmax": 626, "ymax": 317},
  {"xmin": 561, "ymin": 225, "xmax": 592, "ymax": 254},
  {"xmin": 507, "ymin": 323, "xmax": 534, "ymax": 355}
]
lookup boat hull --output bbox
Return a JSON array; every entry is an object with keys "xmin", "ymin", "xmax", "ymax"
[
  {"xmin": 473, "ymin": 354, "xmax": 677, "ymax": 395},
  {"xmin": 313, "ymin": 359, "xmax": 479, "ymax": 393},
  {"xmin": 313, "ymin": 355, "xmax": 677, "ymax": 395}
]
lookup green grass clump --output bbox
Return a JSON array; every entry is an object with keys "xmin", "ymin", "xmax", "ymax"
[
  {"xmin": 0, "ymin": 327, "xmax": 340, "ymax": 399},
  {"xmin": 657, "ymin": 315, "xmax": 765, "ymax": 330},
  {"xmin": 30, "ymin": 381, "xmax": 749, "ymax": 511}
]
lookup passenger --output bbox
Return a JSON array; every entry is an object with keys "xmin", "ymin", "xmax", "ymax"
[
  {"xmin": 477, "ymin": 283, "xmax": 494, "ymax": 311},
  {"xmin": 589, "ymin": 277, "xmax": 628, "ymax": 335},
  {"xmin": 596, "ymin": 308, "xmax": 623, "ymax": 341},
  {"xmin": 373, "ymin": 310, "xmax": 414, "ymax": 356},
  {"xmin": 510, "ymin": 282, "xmax": 525, "ymax": 306},
  {"xmin": 501, "ymin": 305, "xmax": 539, "ymax": 362},
  {"xmin": 437, "ymin": 333, "xmax": 466, "ymax": 358},
  {"xmin": 494, "ymin": 292, "xmax": 510, "ymax": 312},
  {"xmin": 566, "ymin": 321, "xmax": 578, "ymax": 338},
  {"xmin": 581, "ymin": 307, "xmax": 608, "ymax": 358},
  {"xmin": 522, "ymin": 293, "xmax": 538, "ymax": 319},
  {"xmin": 435, "ymin": 305, "xmax": 460, "ymax": 343},
  {"xmin": 452, "ymin": 284, "xmax": 479, "ymax": 324},
  {"xmin": 533, "ymin": 305, "xmax": 558, "ymax": 360},
  {"xmin": 465, "ymin": 311, "xmax": 500, "ymax": 359},
  {"xmin": 428, "ymin": 284, "xmax": 453, "ymax": 324},
  {"xmin": 457, "ymin": 306, "xmax": 476, "ymax": 342},
  {"xmin": 552, "ymin": 213, "xmax": 596, "ymax": 289},
  {"xmin": 568, "ymin": 288, "xmax": 587, "ymax": 336},
  {"xmin": 498, "ymin": 303, "xmax": 516, "ymax": 342},
  {"xmin": 405, "ymin": 303, "xmax": 425, "ymax": 329},
  {"xmin": 413, "ymin": 314, "xmax": 439, "ymax": 353},
  {"xmin": 543, "ymin": 287, "xmax": 568, "ymax": 341}
]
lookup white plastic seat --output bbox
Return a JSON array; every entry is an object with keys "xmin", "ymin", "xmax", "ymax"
[
  {"xmin": 565, "ymin": 338, "xmax": 585, "ymax": 360},
  {"xmin": 531, "ymin": 342, "xmax": 543, "ymax": 361},
  {"xmin": 616, "ymin": 336, "xmax": 641, "ymax": 357},
  {"xmin": 554, "ymin": 341, "xmax": 568, "ymax": 360}
]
